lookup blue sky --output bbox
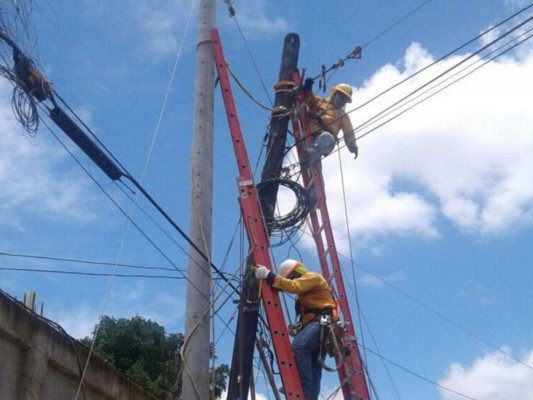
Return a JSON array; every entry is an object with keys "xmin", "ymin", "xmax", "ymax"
[{"xmin": 1, "ymin": 1, "xmax": 532, "ymax": 399}]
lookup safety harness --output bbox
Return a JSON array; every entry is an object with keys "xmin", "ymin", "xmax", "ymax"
[{"xmin": 294, "ymin": 304, "xmax": 349, "ymax": 372}]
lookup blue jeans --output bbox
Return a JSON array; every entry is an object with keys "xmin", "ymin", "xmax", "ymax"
[
  {"xmin": 292, "ymin": 320, "xmax": 324, "ymax": 400},
  {"xmin": 306, "ymin": 131, "xmax": 336, "ymax": 163}
]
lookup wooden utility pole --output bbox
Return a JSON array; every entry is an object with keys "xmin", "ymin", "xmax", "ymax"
[
  {"xmin": 226, "ymin": 33, "xmax": 300, "ymax": 400},
  {"xmin": 182, "ymin": 0, "xmax": 216, "ymax": 399}
]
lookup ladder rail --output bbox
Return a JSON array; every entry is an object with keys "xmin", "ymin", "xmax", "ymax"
[
  {"xmin": 211, "ymin": 29, "xmax": 304, "ymax": 399},
  {"xmin": 291, "ymin": 73, "xmax": 371, "ymax": 400}
]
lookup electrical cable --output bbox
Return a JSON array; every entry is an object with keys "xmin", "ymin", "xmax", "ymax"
[
  {"xmin": 283, "ymin": 7, "xmax": 533, "ymax": 170},
  {"xmin": 335, "ymin": 250, "xmax": 533, "ymax": 372},
  {"xmin": 255, "ymin": 179, "xmax": 310, "ymax": 245},
  {"xmin": 349, "ymin": 3, "xmax": 532, "ymax": 121},
  {"xmin": 335, "ymin": 145, "xmax": 377, "ymax": 394},
  {"xmin": 38, "ymin": 101, "xmax": 245, "ymax": 399},
  {"xmin": 33, "ymin": 94, "xmax": 242, "ymax": 297},
  {"xmin": 0, "ymin": 250, "xmax": 184, "ymax": 272},
  {"xmin": 362, "ymin": 0, "xmax": 433, "ymax": 50},
  {"xmin": 40, "ymin": 117, "xmax": 241, "ymax": 349},
  {"xmin": 330, "ymin": 31, "xmax": 533, "ymax": 387},
  {"xmin": 226, "ymin": 64, "xmax": 274, "ymax": 112},
  {"xmin": 281, "ymin": 3, "xmax": 533, "ymax": 168},
  {"xmin": 226, "ymin": 6, "xmax": 274, "ymax": 108},
  {"xmin": 296, "ymin": 0, "xmax": 433, "ymax": 91},
  {"xmin": 358, "ymin": 310, "xmax": 400, "ymax": 400},
  {"xmin": 351, "ymin": 14, "xmax": 533, "ymax": 142},
  {"xmin": 0, "ymin": 45, "xmax": 40, "ymax": 134},
  {"xmin": 114, "ymin": 180, "xmax": 239, "ymax": 295},
  {"xmin": 123, "ymin": 173, "xmax": 241, "ymax": 295},
  {"xmin": 11, "ymin": 80, "xmax": 39, "ymax": 133},
  {"xmin": 0, "ymin": 266, "xmax": 184, "ymax": 279},
  {"xmin": 38, "ymin": 116, "xmax": 210, "ymax": 300},
  {"xmin": 46, "ymin": 95, "xmax": 245, "ymax": 299},
  {"xmin": 360, "ymin": 344, "xmax": 480, "ymax": 400},
  {"xmin": 1, "ymin": 29, "xmax": 231, "ymax": 294},
  {"xmin": 1, "ymin": 20, "xmax": 241, "ymax": 400},
  {"xmin": 0, "ymin": 1, "xmax": 36, "ymax": 59},
  {"xmin": 351, "ymin": 27, "xmax": 533, "ymax": 144},
  {"xmin": 352, "ymin": 31, "xmax": 533, "ymax": 145},
  {"xmin": 224, "ymin": 10, "xmax": 531, "ymax": 397}
]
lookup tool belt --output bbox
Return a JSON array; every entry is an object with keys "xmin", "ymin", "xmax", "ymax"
[
  {"xmin": 304, "ymin": 307, "xmax": 333, "ymax": 315},
  {"xmin": 303, "ymin": 307, "xmax": 337, "ymax": 322}
]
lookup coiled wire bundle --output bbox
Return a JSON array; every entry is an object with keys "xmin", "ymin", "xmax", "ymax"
[{"xmin": 256, "ymin": 179, "xmax": 310, "ymax": 246}]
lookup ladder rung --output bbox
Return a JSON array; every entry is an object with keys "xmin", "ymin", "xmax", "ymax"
[
  {"xmin": 319, "ymin": 247, "xmax": 331, "ymax": 260},
  {"xmin": 313, "ymin": 223, "xmax": 325, "ymax": 238}
]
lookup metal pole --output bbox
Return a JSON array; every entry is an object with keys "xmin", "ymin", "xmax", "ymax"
[{"xmin": 182, "ymin": 0, "xmax": 216, "ymax": 398}]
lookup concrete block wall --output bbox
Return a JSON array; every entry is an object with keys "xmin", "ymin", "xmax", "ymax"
[{"xmin": 0, "ymin": 289, "xmax": 160, "ymax": 400}]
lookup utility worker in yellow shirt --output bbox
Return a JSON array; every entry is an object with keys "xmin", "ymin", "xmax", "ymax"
[
  {"xmin": 300, "ymin": 79, "xmax": 358, "ymax": 169},
  {"xmin": 255, "ymin": 259, "xmax": 337, "ymax": 400}
]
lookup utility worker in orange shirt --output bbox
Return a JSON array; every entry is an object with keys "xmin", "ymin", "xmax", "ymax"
[
  {"xmin": 300, "ymin": 79, "xmax": 358, "ymax": 169},
  {"xmin": 255, "ymin": 259, "xmax": 337, "ymax": 400}
]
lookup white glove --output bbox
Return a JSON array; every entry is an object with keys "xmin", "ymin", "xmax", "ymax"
[{"xmin": 255, "ymin": 265, "xmax": 270, "ymax": 280}]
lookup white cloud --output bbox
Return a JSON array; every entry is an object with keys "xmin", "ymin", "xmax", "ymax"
[
  {"xmin": 55, "ymin": 304, "xmax": 98, "ymax": 339},
  {"xmin": 50, "ymin": 283, "xmax": 186, "ymax": 339},
  {"xmin": 439, "ymin": 348, "xmax": 533, "ymax": 399},
  {"xmin": 83, "ymin": 0, "xmax": 195, "ymax": 58},
  {"xmin": 84, "ymin": 0, "xmax": 289, "ymax": 57},
  {"xmin": 225, "ymin": 0, "xmax": 290, "ymax": 38},
  {"xmin": 458, "ymin": 281, "xmax": 490, "ymax": 305},
  {"xmin": 503, "ymin": 0, "xmax": 532, "ymax": 9},
  {"xmin": 0, "ymin": 80, "xmax": 104, "ymax": 229},
  {"xmin": 358, "ymin": 270, "xmax": 404, "ymax": 289},
  {"xmin": 318, "ymin": 40, "xmax": 533, "ymax": 250}
]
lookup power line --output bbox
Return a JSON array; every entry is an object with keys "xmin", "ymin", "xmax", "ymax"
[
  {"xmin": 362, "ymin": 0, "xmax": 433, "ymax": 49},
  {"xmin": 361, "ymin": 345, "xmax": 480, "ymax": 400},
  {"xmin": 349, "ymin": 3, "xmax": 533, "ymax": 122},
  {"xmin": 0, "ymin": 251, "xmax": 184, "ymax": 272},
  {"xmin": 353, "ymin": 15, "xmax": 533, "ymax": 142},
  {"xmin": 335, "ymin": 249, "xmax": 533, "ymax": 373},
  {"xmin": 0, "ymin": 30, "xmax": 239, "ymax": 296},
  {"xmin": 0, "ymin": 266, "xmax": 184, "ymax": 280},
  {"xmin": 354, "ymin": 31, "xmax": 533, "ymax": 143},
  {"xmin": 282, "ymin": 3, "xmax": 533, "ymax": 172},
  {"xmin": 226, "ymin": 2, "xmax": 274, "ymax": 108},
  {"xmin": 38, "ymin": 117, "xmax": 213, "ymax": 300},
  {"xmin": 36, "ymin": 106, "xmax": 242, "ymax": 300}
]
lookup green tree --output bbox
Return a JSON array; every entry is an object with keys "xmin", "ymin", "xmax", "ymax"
[{"xmin": 82, "ymin": 315, "xmax": 228, "ymax": 399}]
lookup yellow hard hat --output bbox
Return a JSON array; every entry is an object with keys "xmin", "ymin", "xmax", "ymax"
[
  {"xmin": 279, "ymin": 259, "xmax": 307, "ymax": 278},
  {"xmin": 330, "ymin": 83, "xmax": 353, "ymax": 103}
]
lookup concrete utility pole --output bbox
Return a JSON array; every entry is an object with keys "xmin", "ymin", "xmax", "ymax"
[{"xmin": 182, "ymin": 0, "xmax": 216, "ymax": 399}]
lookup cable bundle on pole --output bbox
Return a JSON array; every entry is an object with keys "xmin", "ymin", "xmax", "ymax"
[{"xmin": 256, "ymin": 179, "xmax": 310, "ymax": 246}]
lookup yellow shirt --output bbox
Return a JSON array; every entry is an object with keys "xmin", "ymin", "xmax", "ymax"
[
  {"xmin": 306, "ymin": 93, "xmax": 356, "ymax": 148},
  {"xmin": 272, "ymin": 271, "xmax": 336, "ymax": 326}
]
